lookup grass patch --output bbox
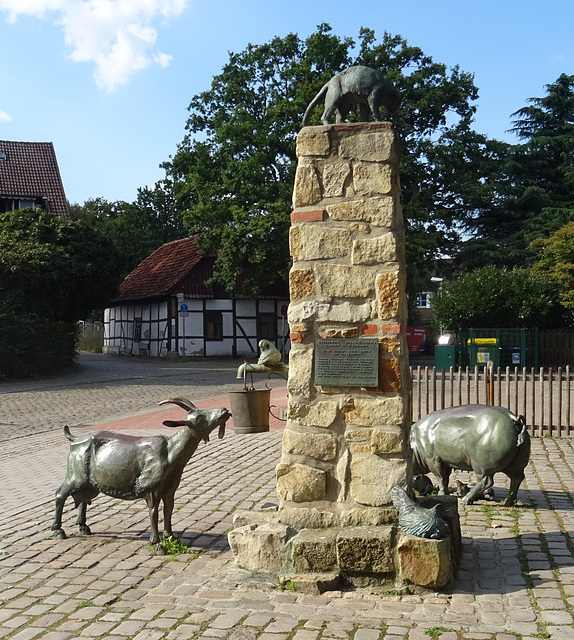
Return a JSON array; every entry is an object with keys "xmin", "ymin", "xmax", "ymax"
[
  {"xmin": 424, "ymin": 627, "xmax": 455, "ymax": 639},
  {"xmin": 152, "ymin": 535, "xmax": 199, "ymax": 557},
  {"xmin": 532, "ymin": 622, "xmax": 550, "ymax": 638},
  {"xmin": 275, "ymin": 577, "xmax": 295, "ymax": 591}
]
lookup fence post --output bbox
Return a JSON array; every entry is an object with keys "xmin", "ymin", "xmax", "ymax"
[
  {"xmin": 486, "ymin": 361, "xmax": 494, "ymax": 406},
  {"xmin": 440, "ymin": 368, "xmax": 445, "ymax": 410},
  {"xmin": 514, "ymin": 366, "xmax": 519, "ymax": 416},
  {"xmin": 425, "ymin": 366, "xmax": 429, "ymax": 417},
  {"xmin": 558, "ymin": 366, "xmax": 563, "ymax": 438},
  {"xmin": 549, "ymin": 367, "xmax": 553, "ymax": 437},
  {"xmin": 474, "ymin": 366, "xmax": 479, "ymax": 404},
  {"xmin": 567, "ymin": 365, "xmax": 571, "ymax": 436},
  {"xmin": 539, "ymin": 367, "xmax": 544, "ymax": 436},
  {"xmin": 521, "ymin": 367, "xmax": 527, "ymax": 421},
  {"xmin": 531, "ymin": 367, "xmax": 536, "ymax": 436},
  {"xmin": 416, "ymin": 366, "xmax": 421, "ymax": 423}
]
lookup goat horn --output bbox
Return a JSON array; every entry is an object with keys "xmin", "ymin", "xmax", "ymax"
[{"xmin": 158, "ymin": 397, "xmax": 197, "ymax": 412}]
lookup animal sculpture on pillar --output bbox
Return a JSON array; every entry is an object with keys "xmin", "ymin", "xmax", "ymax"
[{"xmin": 303, "ymin": 65, "xmax": 401, "ymax": 126}]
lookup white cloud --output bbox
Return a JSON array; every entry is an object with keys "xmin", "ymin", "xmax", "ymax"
[
  {"xmin": 0, "ymin": 109, "xmax": 12, "ymax": 123},
  {"xmin": 0, "ymin": 0, "xmax": 188, "ymax": 92}
]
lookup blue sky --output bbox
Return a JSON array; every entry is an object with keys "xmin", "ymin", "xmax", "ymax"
[{"xmin": 1, "ymin": 0, "xmax": 572, "ymax": 205}]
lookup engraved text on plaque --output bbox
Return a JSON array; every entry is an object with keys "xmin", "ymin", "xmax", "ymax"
[{"xmin": 315, "ymin": 338, "xmax": 379, "ymax": 387}]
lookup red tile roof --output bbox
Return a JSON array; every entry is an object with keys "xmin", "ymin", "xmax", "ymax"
[
  {"xmin": 0, "ymin": 140, "xmax": 69, "ymax": 216},
  {"xmin": 118, "ymin": 236, "xmax": 203, "ymax": 300},
  {"xmin": 115, "ymin": 235, "xmax": 289, "ymax": 302}
]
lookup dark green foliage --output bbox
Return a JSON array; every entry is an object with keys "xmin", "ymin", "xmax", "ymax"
[
  {"xmin": 0, "ymin": 309, "xmax": 79, "ymax": 378},
  {"xmin": 431, "ymin": 265, "xmax": 568, "ymax": 330},
  {"xmin": 459, "ymin": 74, "xmax": 574, "ymax": 269},
  {"xmin": 165, "ymin": 24, "xmax": 490, "ymax": 296},
  {"xmin": 70, "ymin": 185, "xmax": 186, "ymax": 278},
  {"xmin": 0, "ymin": 209, "xmax": 121, "ymax": 378}
]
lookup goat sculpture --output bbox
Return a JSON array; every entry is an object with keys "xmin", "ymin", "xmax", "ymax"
[{"xmin": 51, "ymin": 398, "xmax": 231, "ymax": 545}]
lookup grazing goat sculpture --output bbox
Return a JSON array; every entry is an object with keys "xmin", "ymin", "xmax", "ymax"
[{"xmin": 51, "ymin": 398, "xmax": 231, "ymax": 545}]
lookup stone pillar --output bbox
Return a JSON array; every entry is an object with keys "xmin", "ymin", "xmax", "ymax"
[
  {"xmin": 228, "ymin": 122, "xmax": 459, "ymax": 592},
  {"xmin": 278, "ymin": 122, "xmax": 410, "ymax": 529}
]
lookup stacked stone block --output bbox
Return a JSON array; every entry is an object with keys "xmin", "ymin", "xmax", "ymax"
[{"xmin": 278, "ymin": 122, "xmax": 410, "ymax": 529}]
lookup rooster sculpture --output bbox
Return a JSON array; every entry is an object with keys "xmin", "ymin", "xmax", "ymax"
[{"xmin": 391, "ymin": 486, "xmax": 449, "ymax": 539}]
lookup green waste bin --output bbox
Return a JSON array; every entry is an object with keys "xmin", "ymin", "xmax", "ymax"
[
  {"xmin": 468, "ymin": 338, "xmax": 499, "ymax": 368},
  {"xmin": 435, "ymin": 345, "xmax": 455, "ymax": 370}
]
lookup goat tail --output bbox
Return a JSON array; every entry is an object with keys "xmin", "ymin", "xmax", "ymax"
[
  {"xmin": 302, "ymin": 83, "xmax": 328, "ymax": 126},
  {"xmin": 63, "ymin": 425, "xmax": 75, "ymax": 442}
]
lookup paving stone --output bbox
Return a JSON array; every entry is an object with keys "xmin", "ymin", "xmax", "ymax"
[
  {"xmin": 7, "ymin": 629, "xmax": 44, "ymax": 640},
  {"xmin": 537, "ymin": 609, "xmax": 573, "ymax": 624},
  {"xmin": 544, "ymin": 626, "xmax": 574, "ymax": 640},
  {"xmin": 211, "ymin": 613, "xmax": 246, "ymax": 629},
  {"xmin": 167, "ymin": 625, "xmax": 203, "ymax": 639},
  {"xmin": 354, "ymin": 630, "xmax": 381, "ymax": 640}
]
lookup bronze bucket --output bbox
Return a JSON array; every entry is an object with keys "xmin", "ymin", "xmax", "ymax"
[{"xmin": 229, "ymin": 389, "xmax": 271, "ymax": 434}]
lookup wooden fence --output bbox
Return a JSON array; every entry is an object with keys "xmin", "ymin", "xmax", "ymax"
[{"xmin": 410, "ymin": 365, "xmax": 573, "ymax": 437}]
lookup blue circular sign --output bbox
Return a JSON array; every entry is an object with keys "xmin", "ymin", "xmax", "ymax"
[{"xmin": 180, "ymin": 304, "xmax": 188, "ymax": 312}]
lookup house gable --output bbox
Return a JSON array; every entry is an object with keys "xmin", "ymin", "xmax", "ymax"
[{"xmin": 0, "ymin": 140, "xmax": 69, "ymax": 217}]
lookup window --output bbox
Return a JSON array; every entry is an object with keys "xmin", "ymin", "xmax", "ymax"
[
  {"xmin": 204, "ymin": 311, "xmax": 223, "ymax": 340},
  {"xmin": 133, "ymin": 318, "xmax": 142, "ymax": 341},
  {"xmin": 0, "ymin": 197, "xmax": 37, "ymax": 212},
  {"xmin": 258, "ymin": 313, "xmax": 277, "ymax": 341},
  {"xmin": 416, "ymin": 292, "xmax": 432, "ymax": 309}
]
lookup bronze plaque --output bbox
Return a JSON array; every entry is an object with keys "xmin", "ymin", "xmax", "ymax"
[{"xmin": 315, "ymin": 338, "xmax": 379, "ymax": 387}]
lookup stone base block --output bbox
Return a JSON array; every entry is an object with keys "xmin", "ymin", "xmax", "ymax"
[
  {"xmin": 396, "ymin": 533, "xmax": 453, "ymax": 588},
  {"xmin": 291, "ymin": 527, "xmax": 339, "ymax": 572},
  {"xmin": 336, "ymin": 525, "xmax": 395, "ymax": 573},
  {"xmin": 228, "ymin": 522, "xmax": 292, "ymax": 573},
  {"xmin": 232, "ymin": 510, "xmax": 278, "ymax": 528},
  {"xmin": 287, "ymin": 572, "xmax": 342, "ymax": 594}
]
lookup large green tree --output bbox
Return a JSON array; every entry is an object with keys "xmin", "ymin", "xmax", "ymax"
[
  {"xmin": 70, "ymin": 184, "xmax": 186, "ymax": 277},
  {"xmin": 164, "ymin": 24, "xmax": 499, "ymax": 297},
  {"xmin": 430, "ymin": 265, "xmax": 568, "ymax": 330},
  {"xmin": 531, "ymin": 221, "xmax": 574, "ymax": 312},
  {"xmin": 459, "ymin": 74, "xmax": 574, "ymax": 269},
  {"xmin": 0, "ymin": 209, "xmax": 121, "ymax": 377}
]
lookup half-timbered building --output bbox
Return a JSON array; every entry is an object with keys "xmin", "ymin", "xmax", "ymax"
[{"xmin": 103, "ymin": 236, "xmax": 290, "ymax": 358}]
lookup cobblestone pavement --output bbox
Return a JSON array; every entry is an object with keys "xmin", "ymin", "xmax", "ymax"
[
  {"xmin": 0, "ymin": 352, "xmax": 247, "ymax": 444},
  {"xmin": 2, "ymin": 354, "xmax": 574, "ymax": 639}
]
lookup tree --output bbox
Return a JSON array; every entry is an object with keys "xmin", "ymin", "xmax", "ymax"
[
  {"xmin": 531, "ymin": 221, "xmax": 574, "ymax": 312},
  {"xmin": 459, "ymin": 74, "xmax": 574, "ymax": 269},
  {"xmin": 430, "ymin": 265, "xmax": 568, "ymax": 330},
  {"xmin": 0, "ymin": 209, "xmax": 121, "ymax": 377},
  {"xmin": 70, "ymin": 184, "xmax": 186, "ymax": 277},
  {"xmin": 164, "ymin": 25, "xmax": 497, "ymax": 296}
]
